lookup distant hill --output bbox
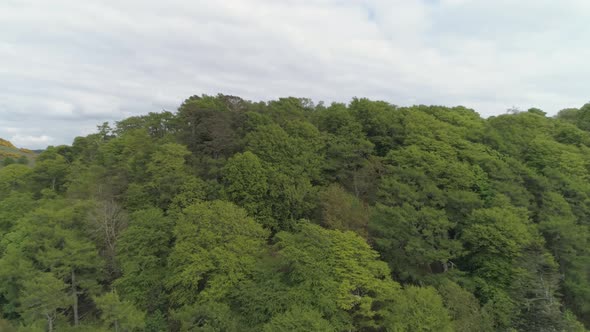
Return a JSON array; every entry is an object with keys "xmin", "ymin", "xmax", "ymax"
[
  {"xmin": 0, "ymin": 138, "xmax": 16, "ymax": 149},
  {"xmin": 0, "ymin": 138, "xmax": 37, "ymax": 166}
]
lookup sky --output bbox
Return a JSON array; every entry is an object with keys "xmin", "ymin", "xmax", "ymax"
[{"xmin": 1, "ymin": 0, "xmax": 589, "ymax": 149}]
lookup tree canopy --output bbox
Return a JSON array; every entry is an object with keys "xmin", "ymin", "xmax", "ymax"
[{"xmin": 1, "ymin": 94, "xmax": 590, "ymax": 331}]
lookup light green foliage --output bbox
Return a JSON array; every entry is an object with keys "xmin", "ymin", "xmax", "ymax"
[
  {"xmin": 436, "ymin": 280, "xmax": 494, "ymax": 332},
  {"xmin": 369, "ymin": 128, "xmax": 485, "ymax": 282},
  {"xmin": 563, "ymin": 310, "xmax": 589, "ymax": 332},
  {"xmin": 245, "ymin": 123, "xmax": 321, "ymax": 227},
  {"xmin": 485, "ymin": 111, "xmax": 552, "ymax": 157},
  {"xmin": 567, "ymin": 103, "xmax": 590, "ymax": 131},
  {"xmin": 97, "ymin": 127, "xmax": 151, "ymax": 172},
  {"xmin": 32, "ymin": 147, "xmax": 70, "ymax": 192},
  {"xmin": 234, "ymin": 222, "xmax": 403, "ymax": 331},
  {"xmin": 0, "ymin": 164, "xmax": 32, "ymax": 199},
  {"xmin": 459, "ymin": 206, "xmax": 566, "ymax": 330},
  {"xmin": 262, "ymin": 306, "xmax": 335, "ymax": 332},
  {"xmin": 0, "ymin": 192, "xmax": 36, "ymax": 235},
  {"xmin": 536, "ymin": 191, "xmax": 590, "ymax": 328},
  {"xmin": 459, "ymin": 208, "xmax": 531, "ymax": 326},
  {"xmin": 145, "ymin": 142, "xmax": 193, "ymax": 208},
  {"xmin": 274, "ymin": 223, "xmax": 398, "ymax": 320},
  {"xmin": 172, "ymin": 302, "xmax": 242, "ymax": 332},
  {"xmin": 222, "ymin": 151, "xmax": 270, "ymax": 219},
  {"xmin": 462, "ymin": 207, "xmax": 533, "ymax": 264},
  {"xmin": 116, "ymin": 208, "xmax": 173, "ymax": 311},
  {"xmin": 166, "ymin": 201, "xmax": 269, "ymax": 306},
  {"xmin": 0, "ymin": 199, "xmax": 102, "ymax": 328},
  {"xmin": 94, "ymin": 291, "xmax": 145, "ymax": 331},
  {"xmin": 167, "ymin": 176, "xmax": 207, "ymax": 212},
  {"xmin": 166, "ymin": 201, "xmax": 270, "ymax": 330},
  {"xmin": 246, "ymin": 122, "xmax": 323, "ymax": 180},
  {"xmin": 144, "ymin": 310, "xmax": 167, "ymax": 332},
  {"xmin": 19, "ymin": 272, "xmax": 70, "ymax": 332},
  {"xmin": 115, "ymin": 111, "xmax": 175, "ymax": 139},
  {"xmin": 386, "ymin": 286, "xmax": 453, "ymax": 332}
]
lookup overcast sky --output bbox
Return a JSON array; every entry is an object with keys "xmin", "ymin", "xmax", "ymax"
[{"xmin": 1, "ymin": 0, "xmax": 589, "ymax": 148}]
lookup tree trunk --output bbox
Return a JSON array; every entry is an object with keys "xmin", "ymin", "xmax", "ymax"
[
  {"xmin": 72, "ymin": 269, "xmax": 79, "ymax": 326},
  {"xmin": 353, "ymin": 173, "xmax": 360, "ymax": 198},
  {"xmin": 46, "ymin": 313, "xmax": 54, "ymax": 332}
]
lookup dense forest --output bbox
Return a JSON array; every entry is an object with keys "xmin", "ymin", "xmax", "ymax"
[{"xmin": 1, "ymin": 94, "xmax": 590, "ymax": 331}]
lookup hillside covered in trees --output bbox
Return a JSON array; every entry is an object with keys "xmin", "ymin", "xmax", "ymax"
[
  {"xmin": 1, "ymin": 94, "xmax": 590, "ymax": 331},
  {"xmin": 0, "ymin": 139, "xmax": 35, "ymax": 167}
]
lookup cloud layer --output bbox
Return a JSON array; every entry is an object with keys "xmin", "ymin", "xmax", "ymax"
[{"xmin": 1, "ymin": 0, "xmax": 589, "ymax": 148}]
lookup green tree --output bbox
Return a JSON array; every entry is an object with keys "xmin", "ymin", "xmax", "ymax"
[
  {"xmin": 115, "ymin": 111, "xmax": 176, "ymax": 139},
  {"xmin": 19, "ymin": 272, "xmax": 70, "ymax": 332},
  {"xmin": 16, "ymin": 155, "xmax": 29, "ymax": 165},
  {"xmin": 145, "ymin": 143, "xmax": 194, "ymax": 209},
  {"xmin": 0, "ymin": 246, "xmax": 37, "ymax": 320},
  {"xmin": 4, "ymin": 95, "xmax": 590, "ymax": 330},
  {"xmin": 348, "ymin": 98, "xmax": 400, "ymax": 156},
  {"xmin": 317, "ymin": 183, "xmax": 369, "ymax": 238},
  {"xmin": 245, "ymin": 123, "xmax": 322, "ymax": 227},
  {"xmin": 116, "ymin": 208, "xmax": 174, "ymax": 311},
  {"xmin": 32, "ymin": 147, "xmax": 70, "ymax": 192},
  {"xmin": 94, "ymin": 291, "xmax": 145, "ymax": 332},
  {"xmin": 222, "ymin": 151, "xmax": 270, "ymax": 221},
  {"xmin": 315, "ymin": 103, "xmax": 374, "ymax": 185},
  {"xmin": 385, "ymin": 286, "xmax": 453, "ymax": 332},
  {"xmin": 436, "ymin": 280, "xmax": 494, "ymax": 332},
  {"xmin": 166, "ymin": 201, "xmax": 269, "ymax": 307},
  {"xmin": 176, "ymin": 94, "xmax": 247, "ymax": 165},
  {"xmin": 370, "ymin": 203, "xmax": 461, "ymax": 281},
  {"xmin": 262, "ymin": 306, "xmax": 334, "ymax": 332},
  {"xmin": 0, "ymin": 192, "xmax": 36, "ymax": 235},
  {"xmin": 2, "ymin": 157, "xmax": 15, "ymax": 166},
  {"xmin": 234, "ymin": 222, "xmax": 403, "ymax": 331},
  {"xmin": 0, "ymin": 199, "xmax": 102, "ymax": 327},
  {"xmin": 459, "ymin": 207, "xmax": 535, "ymax": 328},
  {"xmin": 171, "ymin": 302, "xmax": 242, "ymax": 332},
  {"xmin": 0, "ymin": 164, "xmax": 32, "ymax": 199}
]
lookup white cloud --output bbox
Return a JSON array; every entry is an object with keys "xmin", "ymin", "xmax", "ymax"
[
  {"xmin": 10, "ymin": 135, "xmax": 54, "ymax": 148},
  {"xmin": 0, "ymin": 0, "xmax": 589, "ymax": 148}
]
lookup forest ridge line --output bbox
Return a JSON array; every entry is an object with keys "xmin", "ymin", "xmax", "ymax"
[{"xmin": 1, "ymin": 94, "xmax": 590, "ymax": 331}]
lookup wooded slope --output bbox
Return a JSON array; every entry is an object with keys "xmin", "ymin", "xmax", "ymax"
[{"xmin": 1, "ymin": 95, "xmax": 589, "ymax": 331}]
